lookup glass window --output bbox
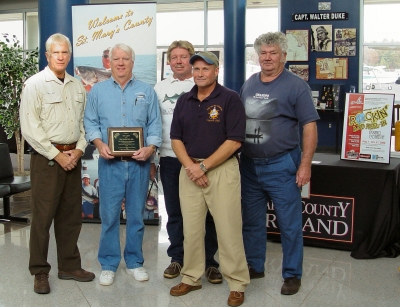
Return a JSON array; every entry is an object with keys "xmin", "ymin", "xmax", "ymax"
[
  {"xmin": 246, "ymin": 8, "xmax": 279, "ymax": 45},
  {"xmin": 155, "ymin": 3, "xmax": 279, "ymax": 85},
  {"xmin": 246, "ymin": 46, "xmax": 261, "ymax": 80},
  {"xmin": 26, "ymin": 12, "xmax": 38, "ymax": 50},
  {"xmin": 0, "ymin": 13, "xmax": 23, "ymax": 45},
  {"xmin": 207, "ymin": 9, "xmax": 223, "ymax": 45},
  {"xmin": 364, "ymin": 4, "xmax": 399, "ymax": 43},
  {"xmin": 156, "ymin": 11, "xmax": 204, "ymax": 46},
  {"xmin": 363, "ymin": 3, "xmax": 400, "ymax": 101}
]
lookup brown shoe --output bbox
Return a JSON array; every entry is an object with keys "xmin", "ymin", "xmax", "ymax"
[
  {"xmin": 58, "ymin": 268, "xmax": 95, "ymax": 282},
  {"xmin": 34, "ymin": 273, "xmax": 50, "ymax": 294},
  {"xmin": 170, "ymin": 282, "xmax": 202, "ymax": 296},
  {"xmin": 248, "ymin": 265, "xmax": 265, "ymax": 279},
  {"xmin": 227, "ymin": 291, "xmax": 244, "ymax": 306},
  {"xmin": 281, "ymin": 277, "xmax": 301, "ymax": 295},
  {"xmin": 205, "ymin": 267, "xmax": 223, "ymax": 284},
  {"xmin": 164, "ymin": 262, "xmax": 182, "ymax": 279}
]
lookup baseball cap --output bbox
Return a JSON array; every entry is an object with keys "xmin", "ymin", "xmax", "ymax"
[
  {"xmin": 189, "ymin": 51, "xmax": 219, "ymax": 67},
  {"xmin": 82, "ymin": 174, "xmax": 90, "ymax": 179}
]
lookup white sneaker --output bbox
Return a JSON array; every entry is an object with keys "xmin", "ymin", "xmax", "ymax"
[
  {"xmin": 126, "ymin": 267, "xmax": 149, "ymax": 281},
  {"xmin": 99, "ymin": 270, "xmax": 115, "ymax": 286}
]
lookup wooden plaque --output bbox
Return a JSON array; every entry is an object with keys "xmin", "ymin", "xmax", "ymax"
[{"xmin": 108, "ymin": 127, "xmax": 144, "ymax": 156}]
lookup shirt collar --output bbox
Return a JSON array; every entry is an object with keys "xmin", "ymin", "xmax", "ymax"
[
  {"xmin": 168, "ymin": 75, "xmax": 194, "ymax": 84},
  {"xmin": 188, "ymin": 82, "xmax": 222, "ymax": 101},
  {"xmin": 110, "ymin": 75, "xmax": 135, "ymax": 88},
  {"xmin": 44, "ymin": 66, "xmax": 72, "ymax": 84}
]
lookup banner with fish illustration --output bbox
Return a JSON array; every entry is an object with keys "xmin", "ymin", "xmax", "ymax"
[
  {"xmin": 72, "ymin": 3, "xmax": 157, "ymax": 91},
  {"xmin": 72, "ymin": 3, "xmax": 160, "ymax": 225}
]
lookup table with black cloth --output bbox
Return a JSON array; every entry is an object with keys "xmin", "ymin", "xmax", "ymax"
[{"xmin": 303, "ymin": 153, "xmax": 400, "ymax": 259}]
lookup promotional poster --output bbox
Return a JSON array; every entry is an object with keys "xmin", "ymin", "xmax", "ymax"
[{"xmin": 341, "ymin": 93, "xmax": 394, "ymax": 163}]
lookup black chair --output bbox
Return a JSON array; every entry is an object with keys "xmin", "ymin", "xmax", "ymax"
[
  {"xmin": 0, "ymin": 143, "xmax": 31, "ymax": 223},
  {"xmin": 0, "ymin": 185, "xmax": 10, "ymax": 199}
]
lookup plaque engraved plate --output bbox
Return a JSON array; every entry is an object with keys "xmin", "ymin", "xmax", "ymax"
[{"xmin": 108, "ymin": 127, "xmax": 144, "ymax": 156}]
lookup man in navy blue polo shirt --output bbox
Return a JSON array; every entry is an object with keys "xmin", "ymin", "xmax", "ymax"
[
  {"xmin": 169, "ymin": 51, "xmax": 250, "ymax": 307},
  {"xmin": 154, "ymin": 41, "xmax": 221, "ymax": 283}
]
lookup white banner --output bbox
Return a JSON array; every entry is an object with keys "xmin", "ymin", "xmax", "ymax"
[{"xmin": 72, "ymin": 3, "xmax": 157, "ymax": 91}]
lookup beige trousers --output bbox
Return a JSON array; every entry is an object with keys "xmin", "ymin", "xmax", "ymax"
[{"xmin": 179, "ymin": 157, "xmax": 250, "ymax": 292}]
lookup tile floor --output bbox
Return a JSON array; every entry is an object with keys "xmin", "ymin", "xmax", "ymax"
[{"xmin": 1, "ymin": 191, "xmax": 400, "ymax": 306}]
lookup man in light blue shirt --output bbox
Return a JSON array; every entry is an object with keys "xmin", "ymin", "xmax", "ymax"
[{"xmin": 84, "ymin": 43, "xmax": 162, "ymax": 286}]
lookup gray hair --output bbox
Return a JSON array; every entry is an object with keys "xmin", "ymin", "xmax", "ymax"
[
  {"xmin": 254, "ymin": 32, "xmax": 288, "ymax": 54},
  {"xmin": 45, "ymin": 33, "xmax": 72, "ymax": 54},
  {"xmin": 110, "ymin": 43, "xmax": 136, "ymax": 61}
]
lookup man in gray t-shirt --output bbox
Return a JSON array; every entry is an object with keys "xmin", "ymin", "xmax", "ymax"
[{"xmin": 240, "ymin": 32, "xmax": 319, "ymax": 296}]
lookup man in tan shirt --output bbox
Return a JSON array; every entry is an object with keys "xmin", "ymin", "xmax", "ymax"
[{"xmin": 20, "ymin": 33, "xmax": 95, "ymax": 295}]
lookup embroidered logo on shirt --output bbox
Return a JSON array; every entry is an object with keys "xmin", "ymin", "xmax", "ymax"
[{"xmin": 207, "ymin": 105, "xmax": 222, "ymax": 122}]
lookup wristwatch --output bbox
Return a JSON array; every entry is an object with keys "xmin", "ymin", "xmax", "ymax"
[
  {"xmin": 199, "ymin": 161, "xmax": 208, "ymax": 173},
  {"xmin": 148, "ymin": 144, "xmax": 158, "ymax": 153}
]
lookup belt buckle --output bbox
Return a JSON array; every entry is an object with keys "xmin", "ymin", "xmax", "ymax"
[
  {"xmin": 120, "ymin": 156, "xmax": 130, "ymax": 162},
  {"xmin": 191, "ymin": 157, "xmax": 204, "ymax": 163}
]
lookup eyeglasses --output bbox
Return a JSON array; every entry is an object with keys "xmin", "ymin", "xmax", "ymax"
[{"xmin": 103, "ymin": 54, "xmax": 109, "ymax": 58}]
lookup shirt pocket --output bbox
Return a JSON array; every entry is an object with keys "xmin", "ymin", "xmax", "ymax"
[
  {"xmin": 42, "ymin": 93, "xmax": 65, "ymax": 124},
  {"xmin": 74, "ymin": 91, "xmax": 85, "ymax": 118},
  {"xmin": 132, "ymin": 93, "xmax": 148, "ymax": 124}
]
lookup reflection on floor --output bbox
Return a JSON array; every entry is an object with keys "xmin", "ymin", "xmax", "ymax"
[{"xmin": 0, "ymin": 194, "xmax": 399, "ymax": 307}]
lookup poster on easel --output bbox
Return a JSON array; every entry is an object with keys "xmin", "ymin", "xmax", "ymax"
[
  {"xmin": 72, "ymin": 3, "xmax": 160, "ymax": 224},
  {"xmin": 341, "ymin": 93, "xmax": 395, "ymax": 164}
]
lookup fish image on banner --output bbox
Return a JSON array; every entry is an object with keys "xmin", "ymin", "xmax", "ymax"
[{"xmin": 75, "ymin": 66, "xmax": 112, "ymax": 89}]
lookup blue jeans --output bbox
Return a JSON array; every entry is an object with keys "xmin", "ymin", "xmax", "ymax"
[
  {"xmin": 160, "ymin": 156, "xmax": 219, "ymax": 268},
  {"xmin": 97, "ymin": 157, "xmax": 150, "ymax": 272},
  {"xmin": 240, "ymin": 147, "xmax": 303, "ymax": 279}
]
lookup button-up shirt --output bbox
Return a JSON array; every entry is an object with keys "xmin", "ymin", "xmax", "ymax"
[
  {"xmin": 84, "ymin": 76, "xmax": 162, "ymax": 149},
  {"xmin": 20, "ymin": 66, "xmax": 87, "ymax": 160}
]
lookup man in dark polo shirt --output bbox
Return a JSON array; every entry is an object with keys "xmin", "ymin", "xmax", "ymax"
[{"xmin": 169, "ymin": 51, "xmax": 250, "ymax": 307}]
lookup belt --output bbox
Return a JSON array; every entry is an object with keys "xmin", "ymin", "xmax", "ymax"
[
  {"xmin": 52, "ymin": 142, "xmax": 77, "ymax": 151},
  {"xmin": 190, "ymin": 153, "xmax": 239, "ymax": 164},
  {"xmin": 116, "ymin": 156, "xmax": 134, "ymax": 162},
  {"xmin": 190, "ymin": 157, "xmax": 205, "ymax": 163}
]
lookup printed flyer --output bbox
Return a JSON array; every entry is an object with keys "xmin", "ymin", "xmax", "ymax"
[{"xmin": 341, "ymin": 93, "xmax": 395, "ymax": 163}]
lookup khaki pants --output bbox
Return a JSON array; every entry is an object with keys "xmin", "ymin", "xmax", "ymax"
[
  {"xmin": 179, "ymin": 157, "xmax": 250, "ymax": 292},
  {"xmin": 29, "ymin": 153, "xmax": 82, "ymax": 275}
]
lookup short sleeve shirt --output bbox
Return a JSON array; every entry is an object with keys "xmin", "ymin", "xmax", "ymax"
[
  {"xmin": 170, "ymin": 83, "xmax": 246, "ymax": 158},
  {"xmin": 240, "ymin": 69, "xmax": 319, "ymax": 158}
]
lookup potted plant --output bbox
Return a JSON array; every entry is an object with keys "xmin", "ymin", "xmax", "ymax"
[{"xmin": 0, "ymin": 33, "xmax": 38, "ymax": 175}]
